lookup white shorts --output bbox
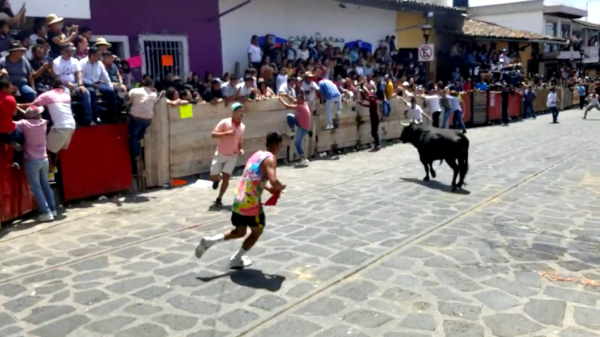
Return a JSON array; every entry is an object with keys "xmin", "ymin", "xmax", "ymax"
[
  {"xmin": 47, "ymin": 128, "xmax": 75, "ymax": 154},
  {"xmin": 210, "ymin": 154, "xmax": 238, "ymax": 176}
]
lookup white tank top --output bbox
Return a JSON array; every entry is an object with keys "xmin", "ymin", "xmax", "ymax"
[{"xmin": 590, "ymin": 96, "xmax": 599, "ymax": 105}]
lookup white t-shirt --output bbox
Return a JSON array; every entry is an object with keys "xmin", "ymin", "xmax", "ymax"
[
  {"xmin": 247, "ymin": 44, "xmax": 262, "ymax": 63},
  {"xmin": 236, "ymin": 83, "xmax": 253, "ymax": 97},
  {"xmin": 276, "ymin": 74, "xmax": 287, "ymax": 93},
  {"xmin": 589, "ymin": 95, "xmax": 599, "ymax": 105},
  {"xmin": 424, "ymin": 95, "xmax": 441, "ymax": 113},
  {"xmin": 301, "ymin": 81, "xmax": 319, "ymax": 102},
  {"xmin": 407, "ymin": 104, "xmax": 424, "ymax": 122},
  {"xmin": 278, "ymin": 83, "xmax": 296, "ymax": 98},
  {"xmin": 298, "ymin": 49, "xmax": 309, "ymax": 61},
  {"xmin": 129, "ymin": 87, "xmax": 158, "ymax": 119},
  {"xmin": 53, "ymin": 56, "xmax": 81, "ymax": 85},
  {"xmin": 547, "ymin": 92, "xmax": 557, "ymax": 108}
]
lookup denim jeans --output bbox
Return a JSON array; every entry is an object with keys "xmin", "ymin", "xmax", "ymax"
[
  {"xmin": 16, "ymin": 83, "xmax": 36, "ymax": 103},
  {"xmin": 382, "ymin": 100, "xmax": 391, "ymax": 118},
  {"xmin": 523, "ymin": 101, "xmax": 536, "ymax": 119},
  {"xmin": 324, "ymin": 96, "xmax": 342, "ymax": 126},
  {"xmin": 286, "ymin": 113, "xmax": 308, "ymax": 157},
  {"xmin": 24, "ymin": 158, "xmax": 56, "ymax": 214},
  {"xmin": 453, "ymin": 110, "xmax": 466, "ymax": 131},
  {"xmin": 550, "ymin": 106, "xmax": 559, "ymax": 122},
  {"xmin": 66, "ymin": 87, "xmax": 94, "ymax": 126},
  {"xmin": 0, "ymin": 127, "xmax": 24, "ymax": 164},
  {"xmin": 129, "ymin": 116, "xmax": 152, "ymax": 158},
  {"xmin": 86, "ymin": 84, "xmax": 118, "ymax": 122},
  {"xmin": 441, "ymin": 108, "xmax": 452, "ymax": 128}
]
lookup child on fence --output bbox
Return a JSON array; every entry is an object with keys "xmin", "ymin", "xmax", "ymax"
[{"xmin": 15, "ymin": 106, "xmax": 57, "ymax": 222}]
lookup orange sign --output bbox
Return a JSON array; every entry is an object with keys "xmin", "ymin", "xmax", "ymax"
[{"xmin": 161, "ymin": 55, "xmax": 173, "ymax": 66}]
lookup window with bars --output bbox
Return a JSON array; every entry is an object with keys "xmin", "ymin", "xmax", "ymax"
[{"xmin": 140, "ymin": 37, "xmax": 188, "ymax": 82}]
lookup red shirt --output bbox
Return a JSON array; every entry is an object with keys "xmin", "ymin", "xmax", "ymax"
[
  {"xmin": 463, "ymin": 82, "xmax": 472, "ymax": 91},
  {"xmin": 0, "ymin": 91, "xmax": 17, "ymax": 134}
]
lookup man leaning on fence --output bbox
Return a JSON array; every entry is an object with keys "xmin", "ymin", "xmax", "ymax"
[{"xmin": 128, "ymin": 77, "xmax": 161, "ymax": 163}]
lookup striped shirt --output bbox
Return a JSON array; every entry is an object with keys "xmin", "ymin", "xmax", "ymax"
[{"xmin": 318, "ymin": 79, "xmax": 341, "ymax": 101}]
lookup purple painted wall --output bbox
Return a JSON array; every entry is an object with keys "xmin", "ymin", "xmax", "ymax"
[{"xmin": 75, "ymin": 0, "xmax": 222, "ymax": 77}]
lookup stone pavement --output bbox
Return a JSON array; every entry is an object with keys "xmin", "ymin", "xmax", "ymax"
[{"xmin": 0, "ymin": 109, "xmax": 599, "ymax": 337}]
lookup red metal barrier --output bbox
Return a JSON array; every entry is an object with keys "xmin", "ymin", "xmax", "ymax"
[
  {"xmin": 508, "ymin": 92, "xmax": 522, "ymax": 118},
  {"xmin": 0, "ymin": 144, "xmax": 36, "ymax": 223},
  {"xmin": 462, "ymin": 92, "xmax": 472, "ymax": 124},
  {"xmin": 61, "ymin": 123, "xmax": 132, "ymax": 202},
  {"xmin": 487, "ymin": 92, "xmax": 502, "ymax": 121}
]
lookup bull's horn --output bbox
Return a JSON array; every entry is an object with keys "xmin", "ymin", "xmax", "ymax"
[{"xmin": 400, "ymin": 122, "xmax": 410, "ymax": 127}]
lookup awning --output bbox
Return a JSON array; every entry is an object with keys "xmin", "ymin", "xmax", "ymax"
[
  {"xmin": 329, "ymin": 0, "xmax": 465, "ymax": 14},
  {"xmin": 442, "ymin": 19, "xmax": 568, "ymax": 44}
]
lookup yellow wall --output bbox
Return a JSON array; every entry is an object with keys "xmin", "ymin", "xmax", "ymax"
[{"xmin": 395, "ymin": 11, "xmax": 435, "ymax": 48}]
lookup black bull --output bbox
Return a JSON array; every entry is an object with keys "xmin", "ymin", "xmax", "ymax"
[{"xmin": 399, "ymin": 123, "xmax": 469, "ymax": 191}]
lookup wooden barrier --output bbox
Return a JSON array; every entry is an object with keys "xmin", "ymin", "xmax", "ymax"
[
  {"xmin": 472, "ymin": 91, "xmax": 488, "ymax": 126},
  {"xmin": 533, "ymin": 88, "xmax": 550, "ymax": 113},
  {"xmin": 562, "ymin": 88, "xmax": 573, "ymax": 109}
]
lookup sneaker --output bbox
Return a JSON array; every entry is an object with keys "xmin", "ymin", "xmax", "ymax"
[
  {"xmin": 194, "ymin": 238, "xmax": 210, "ymax": 259},
  {"xmin": 11, "ymin": 162, "xmax": 20, "ymax": 169},
  {"xmin": 325, "ymin": 124, "xmax": 334, "ymax": 130},
  {"xmin": 38, "ymin": 213, "xmax": 54, "ymax": 222},
  {"xmin": 51, "ymin": 210, "xmax": 58, "ymax": 217},
  {"xmin": 297, "ymin": 158, "xmax": 309, "ymax": 166},
  {"xmin": 48, "ymin": 172, "xmax": 55, "ymax": 181},
  {"xmin": 229, "ymin": 255, "xmax": 252, "ymax": 269},
  {"xmin": 215, "ymin": 198, "xmax": 223, "ymax": 207},
  {"xmin": 336, "ymin": 110, "xmax": 341, "ymax": 116},
  {"xmin": 51, "ymin": 166, "xmax": 58, "ymax": 174}
]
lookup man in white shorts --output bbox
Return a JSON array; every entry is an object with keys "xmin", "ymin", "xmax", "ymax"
[
  {"xmin": 584, "ymin": 92, "xmax": 600, "ymax": 120},
  {"xmin": 211, "ymin": 102, "xmax": 245, "ymax": 207},
  {"xmin": 23, "ymin": 78, "xmax": 76, "ymax": 180}
]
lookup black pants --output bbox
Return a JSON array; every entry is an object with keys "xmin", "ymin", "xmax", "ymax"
[
  {"xmin": 501, "ymin": 103, "xmax": 509, "ymax": 124},
  {"xmin": 370, "ymin": 115, "xmax": 380, "ymax": 147},
  {"xmin": 580, "ymin": 97, "xmax": 585, "ymax": 110},
  {"xmin": 432, "ymin": 111, "xmax": 441, "ymax": 128}
]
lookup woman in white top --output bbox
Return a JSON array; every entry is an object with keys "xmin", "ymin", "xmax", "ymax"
[{"xmin": 297, "ymin": 41, "xmax": 309, "ymax": 61}]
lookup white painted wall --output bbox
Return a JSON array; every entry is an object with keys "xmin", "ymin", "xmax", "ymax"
[
  {"xmin": 219, "ymin": 0, "xmax": 397, "ymax": 74},
  {"xmin": 10, "ymin": 0, "xmax": 91, "ymax": 19},
  {"xmin": 471, "ymin": 10, "xmax": 545, "ymax": 34}
]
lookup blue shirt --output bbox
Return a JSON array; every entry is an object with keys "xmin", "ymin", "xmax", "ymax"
[
  {"xmin": 318, "ymin": 79, "xmax": 341, "ymax": 100},
  {"xmin": 578, "ymin": 85, "xmax": 586, "ymax": 96},
  {"xmin": 475, "ymin": 82, "xmax": 488, "ymax": 91},
  {"xmin": 449, "ymin": 96, "xmax": 461, "ymax": 111}
]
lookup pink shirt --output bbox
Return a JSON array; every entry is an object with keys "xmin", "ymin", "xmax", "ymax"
[
  {"xmin": 214, "ymin": 118, "xmax": 245, "ymax": 156},
  {"xmin": 295, "ymin": 102, "xmax": 311, "ymax": 130},
  {"xmin": 15, "ymin": 119, "xmax": 48, "ymax": 160},
  {"xmin": 33, "ymin": 89, "xmax": 75, "ymax": 129}
]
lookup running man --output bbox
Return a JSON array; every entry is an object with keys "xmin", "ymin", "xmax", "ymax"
[
  {"xmin": 584, "ymin": 92, "xmax": 600, "ymax": 120},
  {"xmin": 195, "ymin": 132, "xmax": 286, "ymax": 268},
  {"xmin": 210, "ymin": 102, "xmax": 245, "ymax": 207}
]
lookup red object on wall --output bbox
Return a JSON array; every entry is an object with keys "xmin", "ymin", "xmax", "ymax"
[
  {"xmin": 487, "ymin": 92, "xmax": 503, "ymax": 121},
  {"xmin": 508, "ymin": 92, "xmax": 522, "ymax": 118},
  {"xmin": 0, "ymin": 144, "xmax": 36, "ymax": 223},
  {"xmin": 60, "ymin": 123, "xmax": 132, "ymax": 202},
  {"xmin": 462, "ymin": 92, "xmax": 472, "ymax": 124}
]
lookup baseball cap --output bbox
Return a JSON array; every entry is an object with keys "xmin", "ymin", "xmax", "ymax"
[{"xmin": 231, "ymin": 102, "xmax": 244, "ymax": 112}]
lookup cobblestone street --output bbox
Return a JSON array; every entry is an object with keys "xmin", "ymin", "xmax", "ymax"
[{"xmin": 0, "ymin": 109, "xmax": 600, "ymax": 337}]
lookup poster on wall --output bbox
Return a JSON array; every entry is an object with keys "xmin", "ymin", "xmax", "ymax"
[{"xmin": 9, "ymin": 0, "xmax": 91, "ymax": 19}]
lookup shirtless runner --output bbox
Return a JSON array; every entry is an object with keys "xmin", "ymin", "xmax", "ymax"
[{"xmin": 195, "ymin": 132, "xmax": 286, "ymax": 268}]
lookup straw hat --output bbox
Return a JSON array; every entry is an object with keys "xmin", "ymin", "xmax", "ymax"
[
  {"xmin": 94, "ymin": 38, "xmax": 112, "ymax": 47},
  {"xmin": 304, "ymin": 71, "xmax": 315, "ymax": 78},
  {"xmin": 46, "ymin": 14, "xmax": 64, "ymax": 26}
]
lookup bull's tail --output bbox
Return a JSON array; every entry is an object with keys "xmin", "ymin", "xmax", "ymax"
[{"xmin": 439, "ymin": 159, "xmax": 443, "ymax": 166}]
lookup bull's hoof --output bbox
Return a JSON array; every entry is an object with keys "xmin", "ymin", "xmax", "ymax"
[
  {"xmin": 423, "ymin": 176, "xmax": 430, "ymax": 181},
  {"xmin": 456, "ymin": 183, "xmax": 464, "ymax": 189},
  {"xmin": 451, "ymin": 185, "xmax": 457, "ymax": 192},
  {"xmin": 431, "ymin": 170, "xmax": 437, "ymax": 178}
]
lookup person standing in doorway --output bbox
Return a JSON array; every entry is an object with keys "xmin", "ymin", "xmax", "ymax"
[
  {"xmin": 547, "ymin": 87, "xmax": 560, "ymax": 123},
  {"xmin": 195, "ymin": 132, "xmax": 286, "ymax": 269},
  {"xmin": 279, "ymin": 92, "xmax": 310, "ymax": 166},
  {"xmin": 210, "ymin": 102, "xmax": 245, "ymax": 207}
]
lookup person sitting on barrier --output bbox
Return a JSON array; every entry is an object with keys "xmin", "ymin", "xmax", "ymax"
[
  {"xmin": 236, "ymin": 76, "xmax": 257, "ymax": 103},
  {"xmin": 15, "ymin": 106, "xmax": 57, "ymax": 222},
  {"xmin": 0, "ymin": 77, "xmax": 24, "ymax": 168},
  {"xmin": 202, "ymin": 79, "xmax": 224, "ymax": 105},
  {"xmin": 22, "ymin": 78, "xmax": 76, "ymax": 179},
  {"xmin": 80, "ymin": 47, "xmax": 118, "ymax": 123},
  {"xmin": 30, "ymin": 45, "xmax": 53, "ymax": 95},
  {"xmin": 52, "ymin": 43, "xmax": 94, "ymax": 125},
  {"xmin": 221, "ymin": 75, "xmax": 239, "ymax": 106},
  {"xmin": 256, "ymin": 78, "xmax": 275, "ymax": 99},
  {"xmin": 277, "ymin": 76, "xmax": 296, "ymax": 98},
  {"xmin": 210, "ymin": 102, "xmax": 245, "ymax": 207},
  {"xmin": 279, "ymin": 92, "xmax": 310, "ymax": 166},
  {"xmin": 0, "ymin": 41, "xmax": 36, "ymax": 103}
]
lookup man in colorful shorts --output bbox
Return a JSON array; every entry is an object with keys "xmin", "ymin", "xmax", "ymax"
[{"xmin": 195, "ymin": 132, "xmax": 286, "ymax": 268}]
